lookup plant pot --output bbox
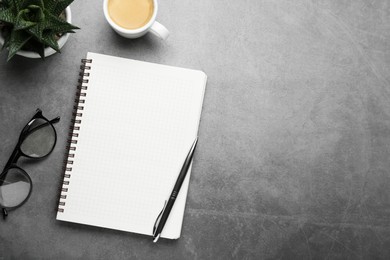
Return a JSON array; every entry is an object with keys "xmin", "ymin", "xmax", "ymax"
[{"xmin": 0, "ymin": 6, "xmax": 72, "ymax": 58}]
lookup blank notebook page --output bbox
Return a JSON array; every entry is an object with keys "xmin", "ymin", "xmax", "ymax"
[{"xmin": 56, "ymin": 52, "xmax": 207, "ymax": 239}]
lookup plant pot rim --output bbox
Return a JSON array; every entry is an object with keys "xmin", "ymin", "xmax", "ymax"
[{"xmin": 0, "ymin": 6, "xmax": 72, "ymax": 59}]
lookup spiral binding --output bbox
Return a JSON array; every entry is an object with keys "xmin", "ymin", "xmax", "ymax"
[{"xmin": 58, "ymin": 58, "xmax": 92, "ymax": 213}]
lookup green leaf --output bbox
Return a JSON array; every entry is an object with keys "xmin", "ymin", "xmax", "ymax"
[
  {"xmin": 43, "ymin": 0, "xmax": 73, "ymax": 16},
  {"xmin": 41, "ymin": 30, "xmax": 59, "ymax": 52},
  {"xmin": 26, "ymin": 22, "xmax": 43, "ymax": 39},
  {"xmin": 0, "ymin": 0, "xmax": 13, "ymax": 12},
  {"xmin": 51, "ymin": 23, "xmax": 79, "ymax": 33},
  {"xmin": 7, "ymin": 29, "xmax": 32, "ymax": 61},
  {"xmin": 0, "ymin": 7, "xmax": 16, "ymax": 24},
  {"xmin": 11, "ymin": 0, "xmax": 21, "ymax": 12},
  {"xmin": 42, "ymin": 0, "xmax": 56, "ymax": 13},
  {"xmin": 0, "ymin": 0, "xmax": 10, "ymax": 7},
  {"xmin": 14, "ymin": 9, "xmax": 36, "ymax": 30},
  {"xmin": 42, "ymin": 9, "xmax": 78, "ymax": 33},
  {"xmin": 27, "ymin": 5, "xmax": 45, "ymax": 22}
]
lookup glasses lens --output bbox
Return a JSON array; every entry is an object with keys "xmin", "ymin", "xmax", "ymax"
[
  {"xmin": 20, "ymin": 118, "xmax": 56, "ymax": 158},
  {"xmin": 0, "ymin": 167, "xmax": 31, "ymax": 208}
]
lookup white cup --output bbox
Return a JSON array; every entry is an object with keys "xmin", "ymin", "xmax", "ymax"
[{"xmin": 103, "ymin": 0, "xmax": 169, "ymax": 40}]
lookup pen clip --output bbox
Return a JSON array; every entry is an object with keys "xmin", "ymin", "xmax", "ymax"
[{"xmin": 153, "ymin": 200, "xmax": 167, "ymax": 236}]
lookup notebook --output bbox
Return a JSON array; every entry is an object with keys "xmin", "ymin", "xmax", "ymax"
[{"xmin": 57, "ymin": 52, "xmax": 207, "ymax": 239}]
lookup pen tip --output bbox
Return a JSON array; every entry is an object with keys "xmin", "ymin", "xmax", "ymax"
[{"xmin": 153, "ymin": 234, "xmax": 161, "ymax": 243}]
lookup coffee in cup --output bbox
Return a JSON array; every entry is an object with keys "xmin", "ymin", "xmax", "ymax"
[
  {"xmin": 103, "ymin": 0, "xmax": 169, "ymax": 40},
  {"xmin": 107, "ymin": 0, "xmax": 154, "ymax": 30}
]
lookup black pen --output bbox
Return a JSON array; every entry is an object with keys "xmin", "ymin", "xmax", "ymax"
[{"xmin": 152, "ymin": 137, "xmax": 198, "ymax": 242}]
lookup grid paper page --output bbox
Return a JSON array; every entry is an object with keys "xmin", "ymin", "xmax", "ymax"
[{"xmin": 57, "ymin": 52, "xmax": 207, "ymax": 239}]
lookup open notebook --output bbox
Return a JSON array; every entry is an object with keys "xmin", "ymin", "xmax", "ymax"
[{"xmin": 57, "ymin": 52, "xmax": 207, "ymax": 239}]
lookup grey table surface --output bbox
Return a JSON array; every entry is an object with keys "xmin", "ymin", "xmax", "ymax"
[{"xmin": 1, "ymin": 0, "xmax": 390, "ymax": 259}]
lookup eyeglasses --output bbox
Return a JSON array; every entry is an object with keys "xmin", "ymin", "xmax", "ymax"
[{"xmin": 0, "ymin": 109, "xmax": 60, "ymax": 219}]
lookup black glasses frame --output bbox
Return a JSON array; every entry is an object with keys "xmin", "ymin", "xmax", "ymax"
[{"xmin": 0, "ymin": 108, "xmax": 60, "ymax": 219}]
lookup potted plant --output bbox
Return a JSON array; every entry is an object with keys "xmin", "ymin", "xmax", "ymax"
[{"xmin": 0, "ymin": 0, "xmax": 79, "ymax": 61}]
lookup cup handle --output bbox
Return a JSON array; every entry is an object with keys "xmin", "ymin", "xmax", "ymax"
[{"xmin": 149, "ymin": 21, "xmax": 169, "ymax": 40}]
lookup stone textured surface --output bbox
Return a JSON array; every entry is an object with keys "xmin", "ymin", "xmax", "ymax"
[{"xmin": 1, "ymin": 0, "xmax": 390, "ymax": 259}]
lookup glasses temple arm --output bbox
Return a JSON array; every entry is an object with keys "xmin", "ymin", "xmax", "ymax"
[{"xmin": 50, "ymin": 117, "xmax": 61, "ymax": 124}]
